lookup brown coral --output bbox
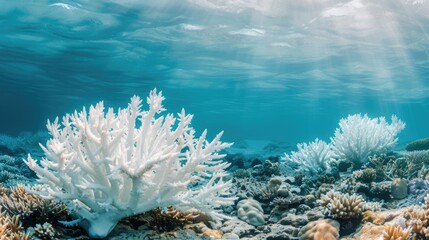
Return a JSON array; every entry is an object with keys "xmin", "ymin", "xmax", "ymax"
[
  {"xmin": 319, "ymin": 191, "xmax": 365, "ymax": 220},
  {"xmin": 0, "ymin": 184, "xmax": 69, "ymax": 228},
  {"xmin": 123, "ymin": 206, "xmax": 200, "ymax": 232},
  {"xmin": 298, "ymin": 219, "xmax": 340, "ymax": 240},
  {"xmin": 403, "ymin": 205, "xmax": 429, "ymax": 237},
  {"xmin": 0, "ymin": 209, "xmax": 30, "ymax": 240},
  {"xmin": 382, "ymin": 224, "xmax": 410, "ymax": 240}
]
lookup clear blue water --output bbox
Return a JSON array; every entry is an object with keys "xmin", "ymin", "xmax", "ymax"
[{"xmin": 1, "ymin": 0, "xmax": 429, "ymax": 145}]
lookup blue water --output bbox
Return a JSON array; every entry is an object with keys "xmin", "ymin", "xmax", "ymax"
[{"xmin": 1, "ymin": 0, "xmax": 429, "ymax": 144}]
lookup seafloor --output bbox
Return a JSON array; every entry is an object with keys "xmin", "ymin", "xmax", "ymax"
[{"xmin": 1, "ymin": 132, "xmax": 429, "ymax": 239}]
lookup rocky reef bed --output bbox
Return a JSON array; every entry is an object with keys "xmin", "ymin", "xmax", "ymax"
[{"xmin": 2, "ymin": 132, "xmax": 429, "ymax": 239}]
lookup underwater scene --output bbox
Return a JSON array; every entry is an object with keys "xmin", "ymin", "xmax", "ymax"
[{"xmin": 1, "ymin": 0, "xmax": 429, "ymax": 239}]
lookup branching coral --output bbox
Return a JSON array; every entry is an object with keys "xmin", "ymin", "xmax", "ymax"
[
  {"xmin": 369, "ymin": 154, "xmax": 422, "ymax": 181},
  {"xmin": 34, "ymin": 222, "xmax": 56, "ymax": 240},
  {"xmin": 330, "ymin": 114, "xmax": 405, "ymax": 167},
  {"xmin": 319, "ymin": 191, "xmax": 365, "ymax": 220},
  {"xmin": 0, "ymin": 184, "xmax": 69, "ymax": 228},
  {"xmin": 0, "ymin": 210, "xmax": 30, "ymax": 239},
  {"xmin": 382, "ymin": 225, "xmax": 410, "ymax": 240},
  {"xmin": 282, "ymin": 138, "xmax": 335, "ymax": 175},
  {"xmin": 25, "ymin": 89, "xmax": 235, "ymax": 238}
]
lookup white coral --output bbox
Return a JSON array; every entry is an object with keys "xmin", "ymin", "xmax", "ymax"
[
  {"xmin": 25, "ymin": 89, "xmax": 235, "ymax": 238},
  {"xmin": 330, "ymin": 114, "xmax": 405, "ymax": 166},
  {"xmin": 282, "ymin": 138, "xmax": 335, "ymax": 175}
]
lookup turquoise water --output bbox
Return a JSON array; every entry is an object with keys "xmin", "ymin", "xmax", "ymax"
[{"xmin": 1, "ymin": 0, "xmax": 429, "ymax": 144}]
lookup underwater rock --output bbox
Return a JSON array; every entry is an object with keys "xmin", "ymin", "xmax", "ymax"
[
  {"xmin": 305, "ymin": 209, "xmax": 325, "ymax": 222},
  {"xmin": 220, "ymin": 219, "xmax": 259, "ymax": 238},
  {"xmin": 277, "ymin": 184, "xmax": 291, "ymax": 197},
  {"xmin": 406, "ymin": 137, "xmax": 429, "ymax": 151},
  {"xmin": 298, "ymin": 219, "xmax": 340, "ymax": 240},
  {"xmin": 390, "ymin": 178, "xmax": 408, "ymax": 200},
  {"xmin": 251, "ymin": 223, "xmax": 298, "ymax": 240},
  {"xmin": 269, "ymin": 205, "xmax": 288, "ymax": 223},
  {"xmin": 237, "ymin": 199, "xmax": 265, "ymax": 226},
  {"xmin": 231, "ymin": 177, "xmax": 265, "ymax": 199},
  {"xmin": 221, "ymin": 233, "xmax": 240, "ymax": 240},
  {"xmin": 278, "ymin": 213, "xmax": 309, "ymax": 227}
]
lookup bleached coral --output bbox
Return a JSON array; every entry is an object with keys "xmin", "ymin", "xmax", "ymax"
[
  {"xmin": 25, "ymin": 89, "xmax": 235, "ymax": 238},
  {"xmin": 330, "ymin": 114, "xmax": 405, "ymax": 166},
  {"xmin": 282, "ymin": 138, "xmax": 335, "ymax": 175}
]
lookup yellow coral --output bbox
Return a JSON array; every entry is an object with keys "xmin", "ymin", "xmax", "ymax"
[{"xmin": 298, "ymin": 219, "xmax": 340, "ymax": 240}]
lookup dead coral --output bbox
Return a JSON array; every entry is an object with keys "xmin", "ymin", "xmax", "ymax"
[
  {"xmin": 369, "ymin": 154, "xmax": 422, "ymax": 181},
  {"xmin": 298, "ymin": 219, "xmax": 340, "ymax": 240}
]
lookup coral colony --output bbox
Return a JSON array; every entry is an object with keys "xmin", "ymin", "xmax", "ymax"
[
  {"xmin": 25, "ymin": 89, "xmax": 235, "ymax": 238},
  {"xmin": 2, "ymin": 89, "xmax": 429, "ymax": 239}
]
